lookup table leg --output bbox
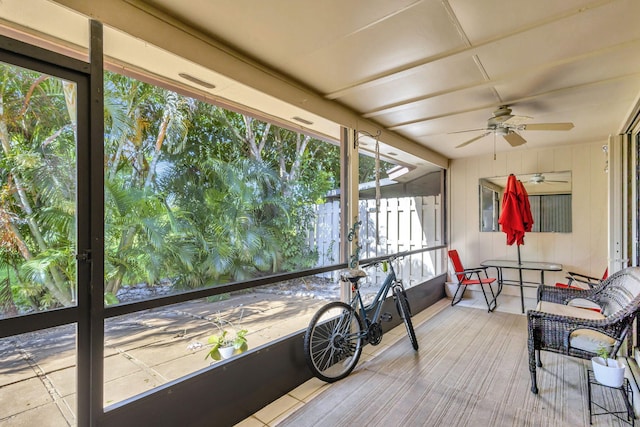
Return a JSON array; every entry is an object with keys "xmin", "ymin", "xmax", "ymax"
[
  {"xmin": 519, "ymin": 268, "xmax": 524, "ymax": 313},
  {"xmin": 496, "ymin": 268, "xmax": 504, "ymax": 295}
]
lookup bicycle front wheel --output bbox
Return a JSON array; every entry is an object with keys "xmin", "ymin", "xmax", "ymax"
[
  {"xmin": 304, "ymin": 301, "xmax": 364, "ymax": 382},
  {"xmin": 394, "ymin": 286, "xmax": 418, "ymax": 350}
]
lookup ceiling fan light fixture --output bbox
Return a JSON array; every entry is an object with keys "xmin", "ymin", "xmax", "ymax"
[{"xmin": 495, "ymin": 126, "xmax": 509, "ymax": 136}]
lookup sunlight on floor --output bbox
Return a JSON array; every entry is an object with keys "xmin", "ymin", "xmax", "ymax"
[{"xmin": 235, "ymin": 293, "xmax": 535, "ymax": 427}]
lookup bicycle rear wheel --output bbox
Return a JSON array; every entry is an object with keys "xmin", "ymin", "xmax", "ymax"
[
  {"xmin": 394, "ymin": 285, "xmax": 418, "ymax": 350},
  {"xmin": 304, "ymin": 301, "xmax": 364, "ymax": 382}
]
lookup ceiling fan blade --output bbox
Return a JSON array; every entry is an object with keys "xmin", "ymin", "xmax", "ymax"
[
  {"xmin": 524, "ymin": 122, "xmax": 574, "ymax": 131},
  {"xmin": 503, "ymin": 132, "xmax": 527, "ymax": 147},
  {"xmin": 448, "ymin": 128, "xmax": 488, "ymax": 134},
  {"xmin": 503, "ymin": 115, "xmax": 532, "ymax": 126},
  {"xmin": 456, "ymin": 131, "xmax": 491, "ymax": 148}
]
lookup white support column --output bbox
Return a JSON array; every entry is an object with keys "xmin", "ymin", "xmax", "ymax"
[
  {"xmin": 340, "ymin": 127, "xmax": 359, "ymax": 302},
  {"xmin": 608, "ymin": 135, "xmax": 630, "ymax": 273}
]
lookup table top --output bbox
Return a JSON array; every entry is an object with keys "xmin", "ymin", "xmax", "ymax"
[{"xmin": 480, "ymin": 259, "xmax": 563, "ymax": 271}]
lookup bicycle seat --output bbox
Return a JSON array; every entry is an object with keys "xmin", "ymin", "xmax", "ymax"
[{"xmin": 342, "ymin": 268, "xmax": 367, "ymax": 283}]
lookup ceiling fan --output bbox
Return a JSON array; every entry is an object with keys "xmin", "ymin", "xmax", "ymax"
[
  {"xmin": 454, "ymin": 105, "xmax": 574, "ymax": 148},
  {"xmin": 527, "ymin": 173, "xmax": 569, "ymax": 184}
]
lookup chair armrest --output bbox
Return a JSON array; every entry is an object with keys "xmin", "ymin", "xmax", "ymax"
[
  {"xmin": 459, "ymin": 266, "xmax": 494, "ymax": 281},
  {"xmin": 566, "ymin": 297, "xmax": 603, "ymax": 309},
  {"xmin": 461, "ymin": 267, "xmax": 485, "ymax": 274},
  {"xmin": 567, "ymin": 271, "xmax": 602, "ymax": 288},
  {"xmin": 537, "ymin": 284, "xmax": 592, "ymax": 304},
  {"xmin": 527, "ymin": 310, "xmax": 621, "ymax": 346}
]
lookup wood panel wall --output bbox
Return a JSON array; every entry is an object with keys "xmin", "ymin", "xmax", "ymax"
[{"xmin": 448, "ymin": 141, "xmax": 608, "ymax": 297}]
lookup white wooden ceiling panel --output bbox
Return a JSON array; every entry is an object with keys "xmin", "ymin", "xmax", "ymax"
[
  {"xmin": 142, "ymin": 0, "xmax": 421, "ymax": 64},
  {"xmin": 448, "ymin": 0, "xmax": 599, "ymax": 43},
  {"xmin": 337, "ymin": 54, "xmax": 486, "ymax": 114},
  {"xmin": 372, "ymin": 86, "xmax": 498, "ymax": 129},
  {"xmin": 283, "ymin": 1, "xmax": 468, "ymax": 93},
  {"xmin": 476, "ymin": 0, "xmax": 640, "ymax": 78},
  {"xmin": 493, "ymin": 42, "xmax": 640, "ymax": 101},
  {"xmin": 398, "ymin": 108, "xmax": 492, "ymax": 139}
]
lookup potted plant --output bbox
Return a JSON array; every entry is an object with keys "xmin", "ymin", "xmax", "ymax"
[
  {"xmin": 206, "ymin": 328, "xmax": 248, "ymax": 360},
  {"xmin": 591, "ymin": 345, "xmax": 625, "ymax": 388},
  {"xmin": 186, "ymin": 312, "xmax": 249, "ymax": 361}
]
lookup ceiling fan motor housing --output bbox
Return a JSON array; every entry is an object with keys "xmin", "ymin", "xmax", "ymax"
[
  {"xmin": 488, "ymin": 106, "xmax": 514, "ymax": 128},
  {"xmin": 493, "ymin": 105, "xmax": 513, "ymax": 117}
]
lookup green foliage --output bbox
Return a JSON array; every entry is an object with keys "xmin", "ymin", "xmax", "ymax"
[
  {"xmin": 0, "ymin": 64, "xmax": 395, "ymax": 313},
  {"xmin": 206, "ymin": 293, "xmax": 230, "ymax": 302},
  {"xmin": 0, "ymin": 62, "xmax": 78, "ymax": 309},
  {"xmin": 596, "ymin": 344, "xmax": 611, "ymax": 365},
  {"xmin": 104, "ymin": 292, "xmax": 119, "ymax": 306},
  {"xmin": 359, "ymin": 153, "xmax": 395, "ymax": 183}
]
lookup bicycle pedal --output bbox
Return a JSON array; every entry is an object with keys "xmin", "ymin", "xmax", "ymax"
[{"xmin": 380, "ymin": 312, "xmax": 393, "ymax": 322}]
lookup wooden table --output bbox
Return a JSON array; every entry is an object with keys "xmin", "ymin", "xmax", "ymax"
[{"xmin": 480, "ymin": 259, "xmax": 563, "ymax": 313}]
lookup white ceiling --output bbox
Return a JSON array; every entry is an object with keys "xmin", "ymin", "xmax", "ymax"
[
  {"xmin": 134, "ymin": 0, "xmax": 640, "ymax": 161},
  {"xmin": 3, "ymin": 0, "xmax": 640, "ymax": 166}
]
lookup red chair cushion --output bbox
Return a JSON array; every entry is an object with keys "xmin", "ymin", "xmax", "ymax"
[
  {"xmin": 554, "ymin": 282, "xmax": 584, "ymax": 290},
  {"xmin": 462, "ymin": 278, "xmax": 496, "ymax": 286}
]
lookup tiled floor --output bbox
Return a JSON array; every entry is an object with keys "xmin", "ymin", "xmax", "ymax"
[{"xmin": 236, "ymin": 291, "xmax": 535, "ymax": 427}]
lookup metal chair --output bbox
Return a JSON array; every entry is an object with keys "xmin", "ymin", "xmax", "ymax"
[
  {"xmin": 448, "ymin": 249, "xmax": 497, "ymax": 312},
  {"xmin": 553, "ymin": 269, "xmax": 609, "ymax": 311},
  {"xmin": 555, "ymin": 268, "xmax": 608, "ymax": 290},
  {"xmin": 528, "ymin": 267, "xmax": 640, "ymax": 394}
]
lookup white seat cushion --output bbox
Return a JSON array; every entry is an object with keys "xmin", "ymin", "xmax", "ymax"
[
  {"xmin": 535, "ymin": 301, "xmax": 614, "ymax": 353},
  {"xmin": 536, "ymin": 301, "xmax": 605, "ymax": 320},
  {"xmin": 570, "ymin": 329, "xmax": 615, "ymax": 353}
]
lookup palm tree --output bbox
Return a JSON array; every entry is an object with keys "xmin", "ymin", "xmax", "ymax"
[
  {"xmin": 0, "ymin": 62, "xmax": 77, "ymax": 309},
  {"xmin": 161, "ymin": 155, "xmax": 286, "ymax": 285},
  {"xmin": 103, "ymin": 73, "xmax": 195, "ymax": 296}
]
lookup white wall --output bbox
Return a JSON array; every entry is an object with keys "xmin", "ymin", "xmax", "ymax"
[{"xmin": 448, "ymin": 141, "xmax": 608, "ymax": 297}]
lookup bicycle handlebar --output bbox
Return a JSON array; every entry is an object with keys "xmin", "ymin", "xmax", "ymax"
[{"xmin": 359, "ymin": 252, "xmax": 408, "ymax": 269}]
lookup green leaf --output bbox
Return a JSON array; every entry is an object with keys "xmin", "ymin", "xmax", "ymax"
[{"xmin": 104, "ymin": 292, "xmax": 120, "ymax": 305}]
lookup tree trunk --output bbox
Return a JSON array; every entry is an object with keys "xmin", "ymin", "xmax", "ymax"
[{"xmin": 0, "ymin": 92, "xmax": 72, "ymax": 306}]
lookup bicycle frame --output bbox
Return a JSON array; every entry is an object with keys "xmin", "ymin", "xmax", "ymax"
[{"xmin": 349, "ymin": 260, "xmax": 400, "ymax": 327}]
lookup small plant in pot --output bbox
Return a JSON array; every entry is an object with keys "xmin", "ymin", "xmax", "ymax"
[
  {"xmin": 591, "ymin": 344, "xmax": 625, "ymax": 388},
  {"xmin": 204, "ymin": 313, "xmax": 249, "ymax": 361},
  {"xmin": 187, "ymin": 312, "xmax": 249, "ymax": 361},
  {"xmin": 206, "ymin": 328, "xmax": 248, "ymax": 361}
]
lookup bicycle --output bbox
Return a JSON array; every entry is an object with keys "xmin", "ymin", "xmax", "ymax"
[{"xmin": 303, "ymin": 253, "xmax": 418, "ymax": 382}]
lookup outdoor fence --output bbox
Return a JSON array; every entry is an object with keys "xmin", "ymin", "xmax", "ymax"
[{"xmin": 310, "ymin": 195, "xmax": 444, "ymax": 289}]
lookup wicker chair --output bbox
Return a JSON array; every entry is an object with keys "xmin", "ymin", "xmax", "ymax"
[{"xmin": 527, "ymin": 267, "xmax": 640, "ymax": 394}]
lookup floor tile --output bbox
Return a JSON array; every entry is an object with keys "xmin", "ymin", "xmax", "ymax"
[{"xmin": 253, "ymin": 394, "xmax": 301, "ymax": 425}]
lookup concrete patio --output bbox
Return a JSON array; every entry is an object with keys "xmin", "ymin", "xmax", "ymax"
[{"xmin": 0, "ymin": 291, "xmax": 329, "ymax": 426}]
